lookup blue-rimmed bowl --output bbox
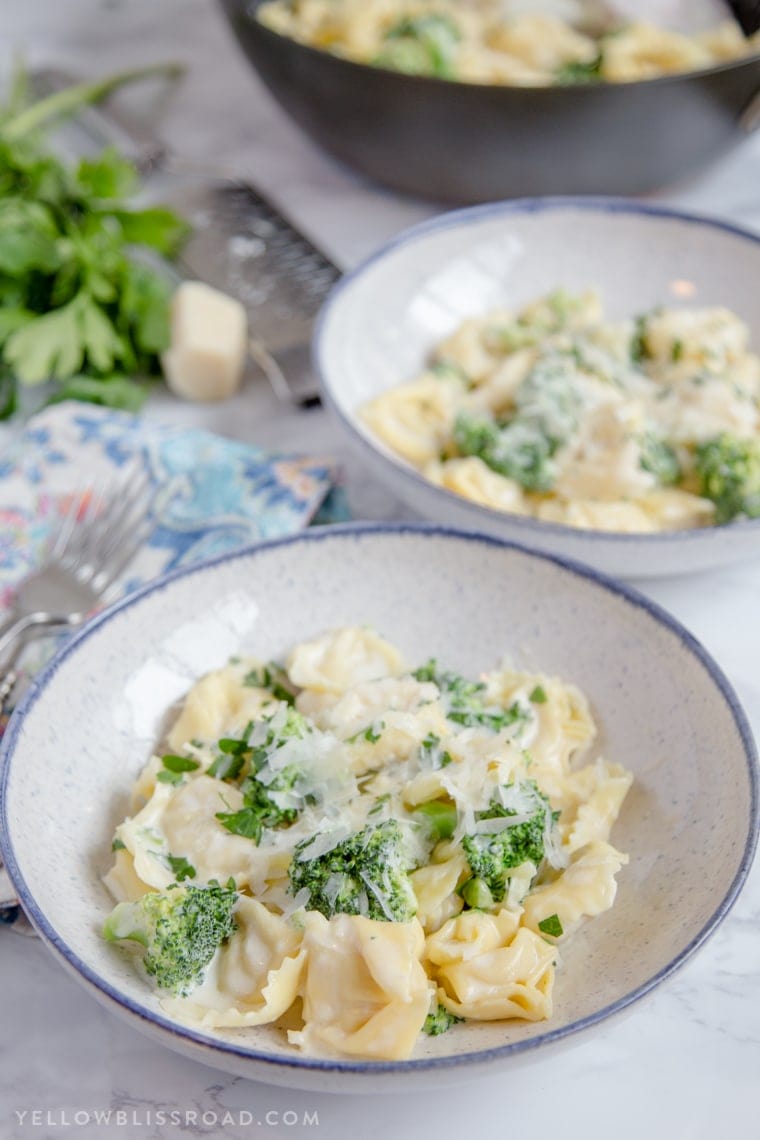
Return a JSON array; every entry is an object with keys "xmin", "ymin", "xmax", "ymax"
[
  {"xmin": 316, "ymin": 198, "xmax": 760, "ymax": 579},
  {"xmin": 1, "ymin": 525, "xmax": 757, "ymax": 1091}
]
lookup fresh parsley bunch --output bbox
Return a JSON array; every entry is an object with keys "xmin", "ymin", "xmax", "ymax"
[{"xmin": 0, "ymin": 63, "xmax": 188, "ymax": 417}]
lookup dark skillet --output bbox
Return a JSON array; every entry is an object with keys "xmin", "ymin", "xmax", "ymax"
[{"xmin": 218, "ymin": 0, "xmax": 760, "ymax": 204}]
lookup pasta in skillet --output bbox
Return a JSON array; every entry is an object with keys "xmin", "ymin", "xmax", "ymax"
[
  {"xmin": 362, "ymin": 289, "xmax": 760, "ymax": 534},
  {"xmin": 257, "ymin": 0, "xmax": 760, "ymax": 86},
  {"xmin": 103, "ymin": 627, "xmax": 632, "ymax": 1060}
]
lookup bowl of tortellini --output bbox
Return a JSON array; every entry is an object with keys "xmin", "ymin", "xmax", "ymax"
[
  {"xmin": 316, "ymin": 197, "xmax": 760, "ymax": 578},
  {"xmin": 218, "ymin": 0, "xmax": 760, "ymax": 201},
  {"xmin": 1, "ymin": 526, "xmax": 757, "ymax": 1089}
]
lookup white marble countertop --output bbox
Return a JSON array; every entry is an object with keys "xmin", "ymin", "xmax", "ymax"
[{"xmin": 1, "ymin": 1, "xmax": 760, "ymax": 1137}]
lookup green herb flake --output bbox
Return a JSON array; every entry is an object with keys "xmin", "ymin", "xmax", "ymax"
[
  {"xmin": 217, "ymin": 737, "xmax": 250, "ymax": 756},
  {"xmin": 529, "ymin": 685, "xmax": 547, "ymax": 704},
  {"xmin": 111, "ymin": 837, "xmax": 126, "ymax": 852},
  {"xmin": 208, "ymin": 751, "xmax": 246, "ymax": 782},
  {"xmin": 364, "ymin": 721, "xmax": 384, "ymax": 743},
  {"xmin": 161, "ymin": 754, "xmax": 200, "ymax": 773},
  {"xmin": 368, "ymin": 793, "xmax": 391, "ymax": 817},
  {"xmin": 166, "ymin": 855, "xmax": 197, "ymax": 882},
  {"xmin": 242, "ymin": 663, "xmax": 296, "ymax": 705},
  {"xmin": 215, "ymin": 806, "xmax": 266, "ymax": 842},
  {"xmin": 538, "ymin": 913, "xmax": 564, "ymax": 938},
  {"xmin": 156, "ymin": 769, "xmax": 183, "ymax": 786},
  {"xmin": 671, "ymin": 339, "xmax": 684, "ymax": 362},
  {"xmin": 348, "ymin": 720, "xmax": 385, "ymax": 744}
]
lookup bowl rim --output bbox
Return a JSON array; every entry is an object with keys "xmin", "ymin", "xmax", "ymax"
[
  {"xmin": 315, "ymin": 195, "xmax": 760, "ymax": 547},
  {"xmin": 1, "ymin": 521, "xmax": 758, "ymax": 1076},
  {"xmin": 241, "ymin": 1, "xmax": 760, "ymax": 94}
]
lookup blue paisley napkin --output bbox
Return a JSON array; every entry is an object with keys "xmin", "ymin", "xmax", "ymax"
[{"xmin": 0, "ymin": 401, "xmax": 345, "ymax": 928}]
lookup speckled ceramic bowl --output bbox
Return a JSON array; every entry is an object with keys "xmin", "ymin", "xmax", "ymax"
[
  {"xmin": 1, "ymin": 525, "xmax": 757, "ymax": 1092},
  {"xmin": 316, "ymin": 199, "xmax": 760, "ymax": 579}
]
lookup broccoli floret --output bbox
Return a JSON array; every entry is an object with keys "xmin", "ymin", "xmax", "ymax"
[
  {"xmin": 639, "ymin": 431, "xmax": 681, "ymax": 486},
  {"xmin": 215, "ymin": 707, "xmax": 312, "ymax": 842},
  {"xmin": 374, "ymin": 14, "xmax": 460, "ymax": 77},
  {"xmin": 453, "ymin": 412, "xmax": 556, "ymax": 492},
  {"xmin": 288, "ymin": 820, "xmax": 418, "ymax": 922},
  {"xmin": 453, "ymin": 355, "xmax": 585, "ymax": 494},
  {"xmin": 460, "ymin": 782, "xmax": 553, "ymax": 905},
  {"xmin": 514, "ymin": 355, "xmax": 585, "ymax": 439},
  {"xmin": 423, "ymin": 1003, "xmax": 463, "ymax": 1036},
  {"xmin": 103, "ymin": 881, "xmax": 238, "ymax": 996},
  {"xmin": 413, "ymin": 660, "xmax": 530, "ymax": 733},
  {"xmin": 695, "ymin": 433, "xmax": 760, "ymax": 524}
]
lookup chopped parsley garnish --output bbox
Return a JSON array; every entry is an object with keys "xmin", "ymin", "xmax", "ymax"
[
  {"xmin": 111, "ymin": 837, "xmax": 126, "ymax": 852},
  {"xmin": 166, "ymin": 855, "xmax": 197, "ymax": 882},
  {"xmin": 671, "ymin": 339, "xmax": 684, "ymax": 362},
  {"xmin": 207, "ymin": 751, "xmax": 246, "ymax": 782},
  {"xmin": 157, "ymin": 770, "xmax": 183, "ymax": 786},
  {"xmin": 161, "ymin": 754, "xmax": 200, "ymax": 773},
  {"xmin": 348, "ymin": 721, "xmax": 385, "ymax": 744},
  {"xmin": 242, "ymin": 663, "xmax": 297, "ymax": 705},
  {"xmin": 419, "ymin": 732, "xmax": 454, "ymax": 769},
  {"xmin": 214, "ymin": 709, "xmax": 310, "ymax": 843},
  {"xmin": 529, "ymin": 685, "xmax": 547, "ymax": 704},
  {"xmin": 538, "ymin": 913, "xmax": 564, "ymax": 938},
  {"xmin": 157, "ymin": 752, "xmax": 200, "ymax": 786}
]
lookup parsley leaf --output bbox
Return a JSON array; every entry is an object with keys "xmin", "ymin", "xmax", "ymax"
[
  {"xmin": 166, "ymin": 854, "xmax": 197, "ymax": 882},
  {"xmin": 242, "ymin": 663, "xmax": 297, "ymax": 706},
  {"xmin": 161, "ymin": 754, "xmax": 200, "ymax": 774},
  {"xmin": 208, "ymin": 751, "xmax": 246, "ymax": 782},
  {"xmin": 538, "ymin": 913, "xmax": 564, "ymax": 938},
  {"xmin": 157, "ymin": 769, "xmax": 183, "ymax": 786},
  {"xmin": 0, "ymin": 65, "xmax": 187, "ymax": 410}
]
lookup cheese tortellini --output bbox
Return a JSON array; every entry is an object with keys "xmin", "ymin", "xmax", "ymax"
[
  {"xmin": 103, "ymin": 627, "xmax": 631, "ymax": 1060},
  {"xmin": 362, "ymin": 290, "xmax": 760, "ymax": 534},
  {"xmin": 258, "ymin": 0, "xmax": 760, "ymax": 87}
]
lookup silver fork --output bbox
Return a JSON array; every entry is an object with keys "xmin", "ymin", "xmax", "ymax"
[{"xmin": 0, "ymin": 466, "xmax": 155, "ymax": 708}]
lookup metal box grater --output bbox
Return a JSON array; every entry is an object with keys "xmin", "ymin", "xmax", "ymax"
[{"xmin": 168, "ymin": 180, "xmax": 340, "ymax": 405}]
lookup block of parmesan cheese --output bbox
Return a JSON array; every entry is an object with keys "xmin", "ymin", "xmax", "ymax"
[{"xmin": 161, "ymin": 280, "xmax": 248, "ymax": 401}]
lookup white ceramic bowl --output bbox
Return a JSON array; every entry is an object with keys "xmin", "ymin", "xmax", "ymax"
[
  {"xmin": 316, "ymin": 199, "xmax": 760, "ymax": 578},
  {"xmin": 1, "ymin": 525, "xmax": 757, "ymax": 1092}
]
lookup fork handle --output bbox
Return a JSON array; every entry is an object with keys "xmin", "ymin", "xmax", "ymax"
[
  {"xmin": 0, "ymin": 668, "xmax": 18, "ymax": 712},
  {"xmin": 0, "ymin": 615, "xmax": 31, "ymax": 664},
  {"xmin": 0, "ymin": 613, "xmax": 75, "ymax": 669}
]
